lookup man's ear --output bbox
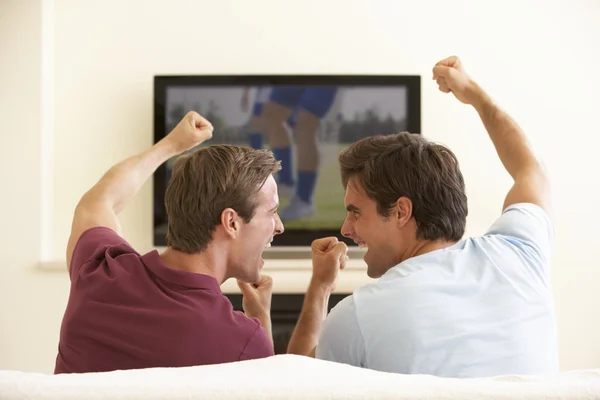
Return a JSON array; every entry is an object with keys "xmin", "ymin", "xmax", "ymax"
[
  {"xmin": 221, "ymin": 208, "xmax": 241, "ymax": 239},
  {"xmin": 395, "ymin": 197, "xmax": 413, "ymax": 228}
]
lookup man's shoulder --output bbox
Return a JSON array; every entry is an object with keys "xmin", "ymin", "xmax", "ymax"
[
  {"xmin": 320, "ymin": 294, "xmax": 360, "ymax": 334},
  {"xmin": 74, "ymin": 226, "xmax": 136, "ymax": 263},
  {"xmin": 70, "ymin": 226, "xmax": 139, "ymax": 280},
  {"xmin": 77, "ymin": 225, "xmax": 132, "ymax": 246},
  {"xmin": 218, "ymin": 305, "xmax": 266, "ymax": 340},
  {"xmin": 331, "ymin": 293, "xmax": 358, "ymax": 313},
  {"xmin": 485, "ymin": 202, "xmax": 553, "ymax": 240},
  {"xmin": 230, "ymin": 308, "xmax": 260, "ymax": 329},
  {"xmin": 229, "ymin": 309, "xmax": 274, "ymax": 360},
  {"xmin": 473, "ymin": 202, "xmax": 553, "ymax": 266}
]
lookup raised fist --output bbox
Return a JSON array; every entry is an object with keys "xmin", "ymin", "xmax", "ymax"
[{"xmin": 166, "ymin": 111, "xmax": 213, "ymax": 154}]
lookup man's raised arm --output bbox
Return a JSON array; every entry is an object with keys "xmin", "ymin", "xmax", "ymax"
[
  {"xmin": 66, "ymin": 112, "xmax": 213, "ymax": 270},
  {"xmin": 432, "ymin": 56, "xmax": 552, "ymax": 216}
]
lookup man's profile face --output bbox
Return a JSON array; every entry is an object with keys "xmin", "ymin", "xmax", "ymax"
[
  {"xmin": 340, "ymin": 177, "xmax": 403, "ymax": 278},
  {"xmin": 233, "ymin": 175, "xmax": 284, "ymax": 283}
]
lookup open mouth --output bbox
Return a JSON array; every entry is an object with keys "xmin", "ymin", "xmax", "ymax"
[{"xmin": 356, "ymin": 241, "xmax": 367, "ymax": 248}]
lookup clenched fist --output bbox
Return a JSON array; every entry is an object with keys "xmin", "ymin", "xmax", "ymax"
[
  {"xmin": 237, "ymin": 275, "xmax": 273, "ymax": 319},
  {"xmin": 311, "ymin": 237, "xmax": 349, "ymax": 291},
  {"xmin": 166, "ymin": 111, "xmax": 214, "ymax": 154},
  {"xmin": 432, "ymin": 56, "xmax": 482, "ymax": 106}
]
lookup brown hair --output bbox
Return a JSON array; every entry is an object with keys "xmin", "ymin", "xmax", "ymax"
[
  {"xmin": 339, "ymin": 133, "xmax": 467, "ymax": 241},
  {"xmin": 165, "ymin": 144, "xmax": 281, "ymax": 253}
]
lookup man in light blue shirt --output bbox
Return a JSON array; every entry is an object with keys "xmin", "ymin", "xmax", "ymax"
[{"xmin": 287, "ymin": 55, "xmax": 558, "ymax": 378}]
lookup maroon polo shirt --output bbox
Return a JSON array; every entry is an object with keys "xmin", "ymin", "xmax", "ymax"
[{"xmin": 54, "ymin": 226, "xmax": 273, "ymax": 374}]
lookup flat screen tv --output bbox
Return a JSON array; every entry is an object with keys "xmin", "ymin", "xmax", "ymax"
[{"xmin": 153, "ymin": 75, "xmax": 421, "ymax": 250}]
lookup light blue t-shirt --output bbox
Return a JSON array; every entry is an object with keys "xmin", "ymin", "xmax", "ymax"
[{"xmin": 316, "ymin": 203, "xmax": 558, "ymax": 378}]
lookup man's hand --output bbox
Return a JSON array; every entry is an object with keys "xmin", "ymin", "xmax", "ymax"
[
  {"xmin": 165, "ymin": 111, "xmax": 214, "ymax": 154},
  {"xmin": 432, "ymin": 56, "xmax": 482, "ymax": 106},
  {"xmin": 237, "ymin": 275, "xmax": 273, "ymax": 319},
  {"xmin": 311, "ymin": 237, "xmax": 349, "ymax": 291}
]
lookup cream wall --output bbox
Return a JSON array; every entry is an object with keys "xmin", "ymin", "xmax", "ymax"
[{"xmin": 1, "ymin": 0, "xmax": 599, "ymax": 373}]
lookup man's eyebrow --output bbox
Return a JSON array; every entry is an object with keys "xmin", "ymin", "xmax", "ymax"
[{"xmin": 346, "ymin": 204, "xmax": 360, "ymax": 212}]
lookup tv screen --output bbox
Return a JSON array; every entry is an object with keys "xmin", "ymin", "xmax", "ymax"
[{"xmin": 153, "ymin": 76, "xmax": 421, "ymax": 248}]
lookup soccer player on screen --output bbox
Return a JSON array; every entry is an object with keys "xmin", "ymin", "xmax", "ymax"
[{"xmin": 261, "ymin": 87, "xmax": 342, "ymax": 220}]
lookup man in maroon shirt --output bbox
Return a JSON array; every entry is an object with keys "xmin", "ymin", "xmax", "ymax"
[{"xmin": 55, "ymin": 111, "xmax": 284, "ymax": 373}]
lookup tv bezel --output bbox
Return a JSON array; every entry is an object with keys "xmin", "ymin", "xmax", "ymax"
[{"xmin": 153, "ymin": 74, "xmax": 422, "ymax": 249}]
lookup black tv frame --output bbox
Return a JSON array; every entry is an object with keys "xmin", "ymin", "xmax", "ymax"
[{"xmin": 153, "ymin": 75, "xmax": 421, "ymax": 248}]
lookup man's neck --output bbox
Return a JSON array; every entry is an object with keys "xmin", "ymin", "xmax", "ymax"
[{"xmin": 159, "ymin": 246, "xmax": 228, "ymax": 284}]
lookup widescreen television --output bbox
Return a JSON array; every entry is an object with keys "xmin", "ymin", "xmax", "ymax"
[{"xmin": 153, "ymin": 75, "xmax": 421, "ymax": 249}]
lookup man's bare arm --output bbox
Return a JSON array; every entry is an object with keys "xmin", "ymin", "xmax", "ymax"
[
  {"xmin": 66, "ymin": 112, "xmax": 213, "ymax": 270},
  {"xmin": 433, "ymin": 56, "xmax": 551, "ymax": 215},
  {"xmin": 472, "ymin": 90, "xmax": 551, "ymax": 214},
  {"xmin": 287, "ymin": 281, "xmax": 331, "ymax": 356},
  {"xmin": 66, "ymin": 142, "xmax": 175, "ymax": 270}
]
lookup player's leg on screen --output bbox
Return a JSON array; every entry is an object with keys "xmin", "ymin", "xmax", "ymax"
[
  {"xmin": 248, "ymin": 102, "xmax": 265, "ymax": 149},
  {"xmin": 263, "ymin": 87, "xmax": 302, "ymax": 190},
  {"xmin": 247, "ymin": 87, "xmax": 271, "ymax": 149},
  {"xmin": 279, "ymin": 87, "xmax": 338, "ymax": 221},
  {"xmin": 286, "ymin": 108, "xmax": 298, "ymax": 130},
  {"xmin": 271, "ymin": 107, "xmax": 299, "ymax": 199}
]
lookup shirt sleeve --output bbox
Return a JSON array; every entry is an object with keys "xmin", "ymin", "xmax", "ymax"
[
  {"xmin": 315, "ymin": 295, "xmax": 365, "ymax": 368},
  {"xmin": 239, "ymin": 324, "xmax": 275, "ymax": 361},
  {"xmin": 69, "ymin": 226, "xmax": 131, "ymax": 282},
  {"xmin": 484, "ymin": 202, "xmax": 554, "ymax": 280}
]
